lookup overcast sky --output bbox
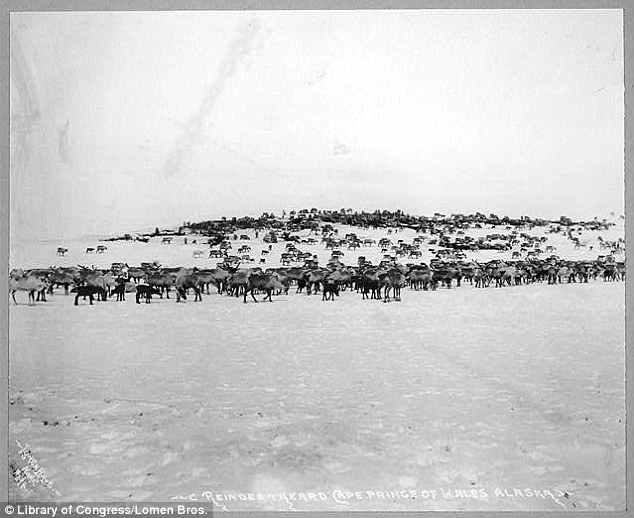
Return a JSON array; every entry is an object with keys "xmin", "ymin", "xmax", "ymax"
[{"xmin": 10, "ymin": 9, "xmax": 624, "ymax": 240}]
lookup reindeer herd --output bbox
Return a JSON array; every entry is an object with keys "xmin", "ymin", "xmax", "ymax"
[
  {"xmin": 10, "ymin": 216, "xmax": 626, "ymax": 307},
  {"xmin": 9, "ymin": 253, "xmax": 625, "ymax": 307}
]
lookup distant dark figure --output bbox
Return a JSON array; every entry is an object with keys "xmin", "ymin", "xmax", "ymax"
[
  {"xmin": 35, "ymin": 288, "xmax": 48, "ymax": 302},
  {"xmin": 296, "ymin": 277, "xmax": 307, "ymax": 294},
  {"xmin": 322, "ymin": 280, "xmax": 340, "ymax": 301},
  {"xmin": 71, "ymin": 286, "xmax": 107, "ymax": 305},
  {"xmin": 110, "ymin": 283, "xmax": 126, "ymax": 301},
  {"xmin": 136, "ymin": 285, "xmax": 162, "ymax": 304}
]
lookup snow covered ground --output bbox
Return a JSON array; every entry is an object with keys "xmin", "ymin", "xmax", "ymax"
[{"xmin": 8, "ymin": 222, "xmax": 626, "ymax": 510}]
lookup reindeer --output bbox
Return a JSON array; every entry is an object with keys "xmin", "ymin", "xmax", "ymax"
[
  {"xmin": 322, "ymin": 279, "xmax": 340, "ymax": 301},
  {"xmin": 70, "ymin": 286, "xmax": 106, "ymax": 305},
  {"xmin": 135, "ymin": 285, "xmax": 162, "ymax": 304},
  {"xmin": 243, "ymin": 273, "xmax": 284, "ymax": 303},
  {"xmin": 380, "ymin": 269, "xmax": 406, "ymax": 302},
  {"xmin": 110, "ymin": 282, "xmax": 126, "ymax": 301},
  {"xmin": 9, "ymin": 275, "xmax": 49, "ymax": 305},
  {"xmin": 175, "ymin": 274, "xmax": 203, "ymax": 302}
]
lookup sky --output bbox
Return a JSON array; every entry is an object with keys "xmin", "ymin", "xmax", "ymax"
[{"xmin": 9, "ymin": 9, "xmax": 624, "ymax": 240}]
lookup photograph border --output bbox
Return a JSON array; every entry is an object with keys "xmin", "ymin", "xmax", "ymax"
[{"xmin": 0, "ymin": 1, "xmax": 630, "ymax": 517}]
